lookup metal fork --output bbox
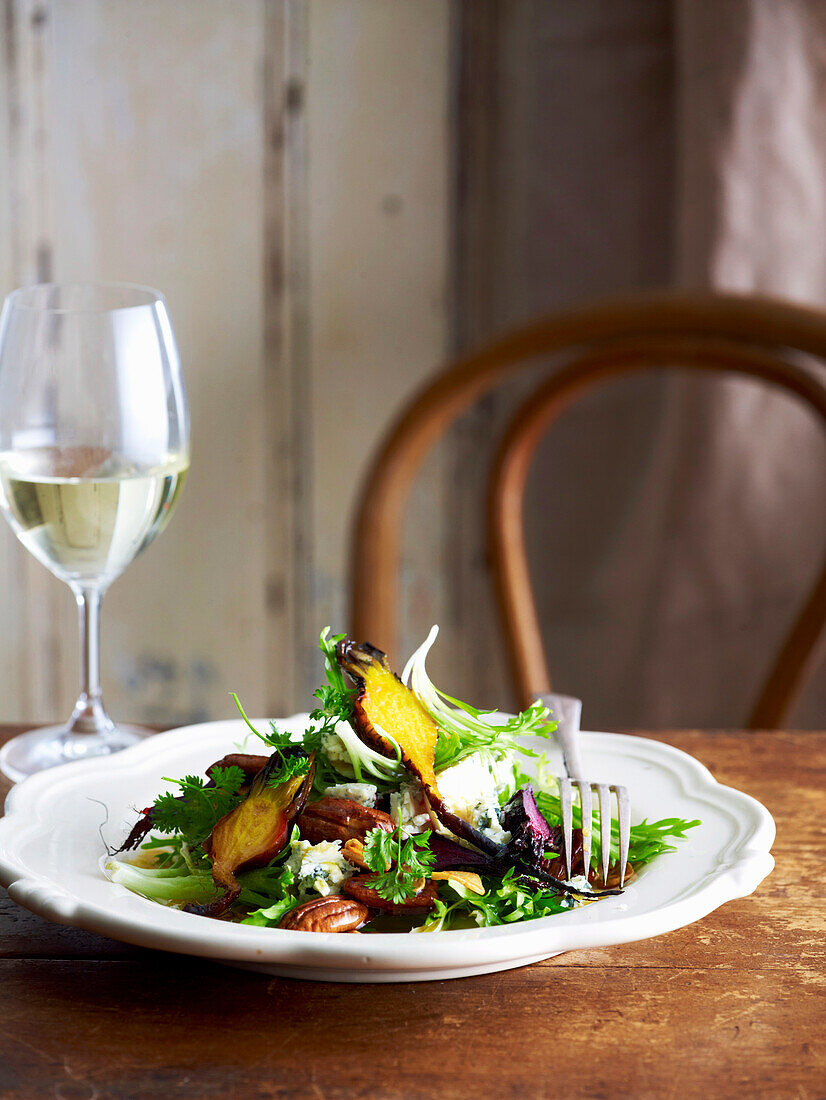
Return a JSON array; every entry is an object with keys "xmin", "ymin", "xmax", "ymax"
[{"xmin": 539, "ymin": 693, "xmax": 631, "ymax": 889}]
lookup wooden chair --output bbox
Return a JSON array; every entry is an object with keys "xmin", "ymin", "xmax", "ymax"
[{"xmin": 349, "ymin": 291, "xmax": 826, "ymax": 728}]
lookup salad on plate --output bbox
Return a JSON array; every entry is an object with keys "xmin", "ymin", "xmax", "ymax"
[{"xmin": 105, "ymin": 628, "xmax": 699, "ymax": 934}]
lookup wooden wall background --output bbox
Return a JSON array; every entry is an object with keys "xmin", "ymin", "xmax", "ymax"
[
  {"xmin": 3, "ymin": 1, "xmax": 824, "ymax": 731},
  {"xmin": 0, "ymin": 0, "xmax": 451, "ymax": 725}
]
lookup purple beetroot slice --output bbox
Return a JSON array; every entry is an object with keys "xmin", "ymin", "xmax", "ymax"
[
  {"xmin": 502, "ymin": 785, "xmax": 556, "ymax": 850},
  {"xmin": 428, "ymin": 833, "xmax": 504, "ymax": 872},
  {"xmin": 502, "ymin": 785, "xmax": 622, "ymax": 898},
  {"xmin": 520, "ymin": 785, "xmax": 551, "ymax": 840}
]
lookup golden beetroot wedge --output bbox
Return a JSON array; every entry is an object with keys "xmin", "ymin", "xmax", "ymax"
[
  {"xmin": 186, "ymin": 751, "xmax": 315, "ymax": 918},
  {"xmin": 337, "ymin": 639, "xmax": 441, "ymax": 790},
  {"xmin": 116, "ymin": 753, "xmax": 271, "ymax": 854},
  {"xmin": 336, "ymin": 639, "xmax": 501, "ymax": 855}
]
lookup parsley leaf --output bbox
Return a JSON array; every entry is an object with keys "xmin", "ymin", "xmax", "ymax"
[
  {"xmin": 306, "ymin": 628, "xmax": 355, "ymax": 743},
  {"xmin": 265, "ymin": 752, "xmax": 310, "ymax": 787},
  {"xmin": 231, "ymin": 692, "xmax": 292, "ymax": 752},
  {"xmin": 229, "ymin": 692, "xmax": 311, "ymax": 787},
  {"xmin": 362, "ymin": 826, "xmax": 436, "ymax": 904},
  {"xmin": 150, "ymin": 768, "xmax": 246, "ymax": 848},
  {"xmin": 229, "ymin": 629, "xmax": 354, "ymax": 795},
  {"xmin": 211, "ymin": 764, "xmax": 247, "ymax": 793}
]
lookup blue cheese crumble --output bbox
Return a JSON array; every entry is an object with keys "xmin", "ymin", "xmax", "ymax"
[
  {"xmin": 287, "ymin": 837, "xmax": 355, "ymax": 899},
  {"xmin": 322, "ymin": 782, "xmax": 378, "ymax": 807},
  {"xmin": 436, "ymin": 752, "xmax": 513, "ymax": 845},
  {"xmin": 320, "ymin": 725, "xmax": 355, "ymax": 774},
  {"xmin": 390, "ymin": 780, "xmax": 433, "ymax": 836},
  {"xmin": 386, "ymin": 753, "xmax": 515, "ymax": 845}
]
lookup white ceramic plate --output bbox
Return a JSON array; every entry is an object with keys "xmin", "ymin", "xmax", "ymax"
[{"xmin": 0, "ymin": 717, "xmax": 774, "ymax": 982}]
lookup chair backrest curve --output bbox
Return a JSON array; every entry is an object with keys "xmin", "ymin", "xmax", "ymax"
[
  {"xmin": 487, "ymin": 338, "xmax": 826, "ymax": 728},
  {"xmin": 349, "ymin": 291, "xmax": 826, "ymax": 727}
]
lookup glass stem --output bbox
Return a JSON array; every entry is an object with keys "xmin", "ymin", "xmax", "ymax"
[{"xmin": 68, "ymin": 585, "xmax": 113, "ymax": 735}]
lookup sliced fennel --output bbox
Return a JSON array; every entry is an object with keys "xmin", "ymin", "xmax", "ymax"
[
  {"xmin": 104, "ymin": 857, "xmax": 218, "ymax": 906},
  {"xmin": 402, "ymin": 625, "xmax": 557, "ymax": 773},
  {"xmin": 104, "ymin": 842, "xmax": 300, "ymax": 913},
  {"xmin": 329, "ymin": 719, "xmax": 405, "ymax": 784}
]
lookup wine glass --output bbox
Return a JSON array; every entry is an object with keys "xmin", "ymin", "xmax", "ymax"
[{"xmin": 0, "ymin": 283, "xmax": 189, "ymax": 782}]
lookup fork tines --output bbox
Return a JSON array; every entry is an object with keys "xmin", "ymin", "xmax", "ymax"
[{"xmin": 558, "ymin": 778, "xmax": 631, "ymax": 889}]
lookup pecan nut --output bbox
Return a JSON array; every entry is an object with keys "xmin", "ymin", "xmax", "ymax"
[
  {"xmin": 297, "ymin": 797, "xmax": 394, "ymax": 844},
  {"xmin": 278, "ymin": 896, "xmax": 371, "ymax": 933},
  {"xmin": 205, "ymin": 753, "xmax": 269, "ymax": 782},
  {"xmin": 343, "ymin": 874, "xmax": 438, "ymax": 914},
  {"xmin": 593, "ymin": 863, "xmax": 634, "ymax": 889}
]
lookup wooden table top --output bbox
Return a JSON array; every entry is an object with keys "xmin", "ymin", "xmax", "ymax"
[{"xmin": 0, "ymin": 725, "xmax": 823, "ymax": 1100}]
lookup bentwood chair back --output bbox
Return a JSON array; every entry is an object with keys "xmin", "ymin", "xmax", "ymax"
[{"xmin": 349, "ymin": 291, "xmax": 826, "ymax": 728}]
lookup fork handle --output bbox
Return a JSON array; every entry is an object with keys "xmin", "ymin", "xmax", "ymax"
[{"xmin": 538, "ymin": 693, "xmax": 584, "ymax": 779}]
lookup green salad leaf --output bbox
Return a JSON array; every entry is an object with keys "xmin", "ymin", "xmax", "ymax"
[
  {"xmin": 310, "ymin": 628, "xmax": 356, "ymax": 729},
  {"xmin": 106, "ymin": 831, "xmax": 301, "ymax": 919},
  {"xmin": 420, "ymin": 867, "xmax": 575, "ymax": 931}
]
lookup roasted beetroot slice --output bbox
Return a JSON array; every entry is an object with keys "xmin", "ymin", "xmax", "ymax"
[
  {"xmin": 502, "ymin": 785, "xmax": 554, "ymax": 863},
  {"xmin": 501, "ymin": 786, "xmax": 620, "ymax": 899},
  {"xmin": 518, "ymin": 786, "xmax": 551, "ymax": 839},
  {"xmin": 186, "ymin": 751, "xmax": 315, "ymax": 918},
  {"xmin": 116, "ymin": 754, "xmax": 271, "ymax": 854},
  {"xmin": 114, "ymin": 807, "xmax": 157, "ymax": 853},
  {"xmin": 337, "ymin": 637, "xmax": 503, "ymax": 856},
  {"xmin": 426, "ymin": 796, "xmax": 503, "ymax": 856},
  {"xmin": 428, "ymin": 833, "xmax": 505, "ymax": 873},
  {"xmin": 337, "ymin": 638, "xmax": 441, "ymax": 790}
]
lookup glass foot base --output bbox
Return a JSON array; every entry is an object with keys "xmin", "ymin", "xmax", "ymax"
[{"xmin": 0, "ymin": 723, "xmax": 153, "ymax": 784}]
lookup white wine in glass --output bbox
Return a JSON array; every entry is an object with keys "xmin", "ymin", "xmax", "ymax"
[
  {"xmin": 0, "ymin": 283, "xmax": 189, "ymax": 782},
  {"xmin": 0, "ymin": 448, "xmax": 188, "ymax": 583}
]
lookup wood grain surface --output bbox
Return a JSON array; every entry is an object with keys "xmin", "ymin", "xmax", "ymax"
[{"xmin": 1, "ymin": 727, "xmax": 823, "ymax": 1100}]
